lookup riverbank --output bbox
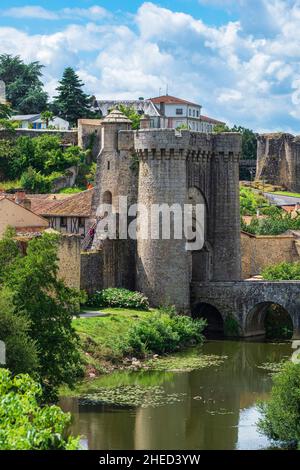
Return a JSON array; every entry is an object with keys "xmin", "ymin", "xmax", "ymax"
[
  {"xmin": 60, "ymin": 340, "xmax": 292, "ymax": 450},
  {"xmin": 73, "ymin": 307, "xmax": 207, "ymax": 378}
]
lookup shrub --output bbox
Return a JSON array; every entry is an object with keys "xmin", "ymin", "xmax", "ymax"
[
  {"xmin": 126, "ymin": 313, "xmax": 206, "ymax": 357},
  {"xmin": 0, "ymin": 369, "xmax": 80, "ymax": 450},
  {"xmin": 86, "ymin": 288, "xmax": 150, "ymax": 311},
  {"xmin": 244, "ymin": 212, "xmax": 300, "ymax": 236},
  {"xmin": 0, "ymin": 287, "xmax": 39, "ymax": 375},
  {"xmin": 3, "ymin": 231, "xmax": 83, "ymax": 400},
  {"xmin": 262, "ymin": 262, "xmax": 300, "ymax": 281},
  {"xmin": 20, "ymin": 167, "xmax": 52, "ymax": 193},
  {"xmin": 258, "ymin": 362, "xmax": 300, "ymax": 448},
  {"xmin": 240, "ymin": 187, "xmax": 270, "ymax": 216}
]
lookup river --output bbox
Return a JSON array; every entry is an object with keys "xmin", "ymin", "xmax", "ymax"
[{"xmin": 60, "ymin": 340, "xmax": 292, "ymax": 450}]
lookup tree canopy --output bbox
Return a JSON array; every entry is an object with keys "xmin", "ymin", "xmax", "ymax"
[
  {"xmin": 52, "ymin": 67, "xmax": 92, "ymax": 127},
  {"xmin": 0, "ymin": 369, "xmax": 80, "ymax": 450},
  {"xmin": 0, "ymin": 54, "xmax": 48, "ymax": 113},
  {"xmin": 0, "ymin": 231, "xmax": 83, "ymax": 399}
]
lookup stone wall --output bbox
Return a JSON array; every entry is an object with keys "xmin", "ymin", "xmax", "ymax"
[
  {"xmin": 50, "ymin": 166, "xmax": 78, "ymax": 192},
  {"xmin": 0, "ymin": 128, "xmax": 78, "ymax": 146},
  {"xmin": 191, "ymin": 280, "xmax": 300, "ymax": 338},
  {"xmin": 80, "ymin": 251, "xmax": 103, "ymax": 294},
  {"xmin": 78, "ymin": 119, "xmax": 102, "ymax": 162},
  {"xmin": 57, "ymin": 234, "xmax": 81, "ymax": 290},
  {"xmin": 256, "ymin": 133, "xmax": 300, "ymax": 191},
  {"xmin": 241, "ymin": 231, "xmax": 300, "ymax": 278},
  {"xmin": 91, "ymin": 114, "xmax": 242, "ymax": 312}
]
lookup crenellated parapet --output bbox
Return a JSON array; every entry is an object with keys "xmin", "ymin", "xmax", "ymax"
[{"xmin": 91, "ymin": 109, "xmax": 242, "ymax": 311}]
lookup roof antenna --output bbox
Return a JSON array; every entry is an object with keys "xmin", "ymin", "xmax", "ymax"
[
  {"xmin": 159, "ymin": 87, "xmax": 162, "ymax": 96},
  {"xmin": 166, "ymin": 84, "xmax": 169, "ymax": 96}
]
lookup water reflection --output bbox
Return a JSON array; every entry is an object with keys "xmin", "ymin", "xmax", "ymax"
[{"xmin": 60, "ymin": 340, "xmax": 291, "ymax": 450}]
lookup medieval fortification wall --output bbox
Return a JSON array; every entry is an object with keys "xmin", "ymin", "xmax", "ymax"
[
  {"xmin": 91, "ymin": 110, "xmax": 242, "ymax": 312},
  {"xmin": 256, "ymin": 133, "xmax": 300, "ymax": 191}
]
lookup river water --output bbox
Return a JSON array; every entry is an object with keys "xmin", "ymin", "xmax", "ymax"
[{"xmin": 60, "ymin": 340, "xmax": 291, "ymax": 450}]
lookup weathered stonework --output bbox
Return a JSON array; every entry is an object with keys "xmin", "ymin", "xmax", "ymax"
[
  {"xmin": 192, "ymin": 281, "xmax": 300, "ymax": 339},
  {"xmin": 90, "ymin": 110, "xmax": 242, "ymax": 312},
  {"xmin": 0, "ymin": 128, "xmax": 78, "ymax": 146},
  {"xmin": 241, "ymin": 231, "xmax": 300, "ymax": 279},
  {"xmin": 256, "ymin": 133, "xmax": 300, "ymax": 191},
  {"xmin": 57, "ymin": 233, "xmax": 81, "ymax": 290}
]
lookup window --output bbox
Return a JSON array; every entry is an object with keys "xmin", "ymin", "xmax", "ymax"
[
  {"xmin": 60, "ymin": 217, "xmax": 67, "ymax": 228},
  {"xmin": 176, "ymin": 108, "xmax": 183, "ymax": 115},
  {"xmin": 196, "ymin": 110, "xmax": 199, "ymax": 117},
  {"xmin": 107, "ymin": 161, "xmax": 110, "ymax": 170},
  {"xmin": 193, "ymin": 110, "xmax": 195, "ymax": 117},
  {"xmin": 189, "ymin": 109, "xmax": 192, "ymax": 116},
  {"xmin": 79, "ymin": 218, "xmax": 85, "ymax": 228}
]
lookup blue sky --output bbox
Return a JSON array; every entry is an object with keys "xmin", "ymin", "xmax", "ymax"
[{"xmin": 0, "ymin": 0, "xmax": 300, "ymax": 132}]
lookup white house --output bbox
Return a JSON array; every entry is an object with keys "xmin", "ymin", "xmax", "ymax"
[
  {"xmin": 11, "ymin": 114, "xmax": 70, "ymax": 130},
  {"xmin": 150, "ymin": 95, "xmax": 225, "ymax": 132},
  {"xmin": 96, "ymin": 99, "xmax": 167, "ymax": 128}
]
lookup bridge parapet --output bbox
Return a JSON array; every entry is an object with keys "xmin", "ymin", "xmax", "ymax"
[{"xmin": 191, "ymin": 280, "xmax": 300, "ymax": 339}]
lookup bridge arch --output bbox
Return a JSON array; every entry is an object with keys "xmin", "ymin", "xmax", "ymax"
[
  {"xmin": 245, "ymin": 301, "xmax": 294, "ymax": 338},
  {"xmin": 192, "ymin": 302, "xmax": 224, "ymax": 336}
]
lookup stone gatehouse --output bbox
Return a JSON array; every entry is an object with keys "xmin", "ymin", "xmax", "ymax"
[{"xmin": 85, "ymin": 109, "xmax": 242, "ymax": 312}]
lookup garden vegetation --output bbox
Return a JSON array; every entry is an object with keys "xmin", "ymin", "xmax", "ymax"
[
  {"xmin": 258, "ymin": 362, "xmax": 300, "ymax": 449},
  {"xmin": 0, "ymin": 369, "xmax": 80, "ymax": 450}
]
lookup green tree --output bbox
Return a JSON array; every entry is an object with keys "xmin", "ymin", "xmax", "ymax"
[
  {"xmin": 0, "ymin": 287, "xmax": 39, "ymax": 375},
  {"xmin": 52, "ymin": 67, "xmax": 91, "ymax": 127},
  {"xmin": 20, "ymin": 167, "xmax": 52, "ymax": 194},
  {"xmin": 232, "ymin": 125, "xmax": 257, "ymax": 160},
  {"xmin": 3, "ymin": 232, "xmax": 83, "ymax": 399},
  {"xmin": 118, "ymin": 105, "xmax": 141, "ymax": 130},
  {"xmin": 0, "ymin": 139, "xmax": 15, "ymax": 180},
  {"xmin": 41, "ymin": 110, "xmax": 54, "ymax": 128},
  {"xmin": 0, "ymin": 369, "xmax": 80, "ymax": 450},
  {"xmin": 258, "ymin": 362, "xmax": 300, "ymax": 448},
  {"xmin": 0, "ymin": 102, "xmax": 11, "ymax": 119},
  {"xmin": 0, "ymin": 54, "xmax": 48, "ymax": 113},
  {"xmin": 0, "ymin": 227, "xmax": 19, "ymax": 281}
]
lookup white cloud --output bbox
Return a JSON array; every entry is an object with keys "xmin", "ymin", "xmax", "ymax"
[
  {"xmin": 2, "ymin": 1, "xmax": 300, "ymax": 132},
  {"xmin": 1, "ymin": 5, "xmax": 109, "ymax": 21},
  {"xmin": 2, "ymin": 6, "xmax": 58, "ymax": 20}
]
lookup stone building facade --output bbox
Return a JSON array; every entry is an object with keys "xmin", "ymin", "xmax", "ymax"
[
  {"xmin": 89, "ymin": 109, "xmax": 242, "ymax": 312},
  {"xmin": 256, "ymin": 133, "xmax": 300, "ymax": 191}
]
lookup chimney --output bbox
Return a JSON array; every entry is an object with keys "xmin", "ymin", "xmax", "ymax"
[
  {"xmin": 15, "ymin": 191, "xmax": 26, "ymax": 205},
  {"xmin": 23, "ymin": 198, "xmax": 31, "ymax": 211},
  {"xmin": 15, "ymin": 191, "xmax": 31, "ymax": 211},
  {"xmin": 140, "ymin": 114, "xmax": 151, "ymax": 129}
]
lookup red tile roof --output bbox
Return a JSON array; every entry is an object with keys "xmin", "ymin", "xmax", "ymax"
[
  {"xmin": 200, "ymin": 115, "xmax": 225, "ymax": 125},
  {"xmin": 32, "ymin": 189, "xmax": 94, "ymax": 217},
  {"xmin": 150, "ymin": 95, "xmax": 201, "ymax": 107}
]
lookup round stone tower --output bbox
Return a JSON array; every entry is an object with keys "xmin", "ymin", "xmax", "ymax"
[
  {"xmin": 92, "ymin": 109, "xmax": 137, "ymax": 289},
  {"xmin": 134, "ymin": 130, "xmax": 191, "ymax": 313}
]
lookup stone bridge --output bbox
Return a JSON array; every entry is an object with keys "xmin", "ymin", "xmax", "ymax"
[{"xmin": 191, "ymin": 281, "xmax": 300, "ymax": 339}]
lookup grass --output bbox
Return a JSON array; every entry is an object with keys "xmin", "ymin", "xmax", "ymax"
[
  {"xmin": 73, "ymin": 308, "xmax": 153, "ymax": 372},
  {"xmin": 271, "ymin": 191, "xmax": 300, "ymax": 198},
  {"xmin": 59, "ymin": 187, "xmax": 84, "ymax": 194},
  {"xmin": 0, "ymin": 180, "xmax": 22, "ymax": 191}
]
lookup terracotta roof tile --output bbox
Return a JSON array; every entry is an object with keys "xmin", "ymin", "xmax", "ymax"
[
  {"xmin": 150, "ymin": 95, "xmax": 201, "ymax": 107},
  {"xmin": 200, "ymin": 115, "xmax": 225, "ymax": 125},
  {"xmin": 37, "ymin": 189, "xmax": 94, "ymax": 217}
]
